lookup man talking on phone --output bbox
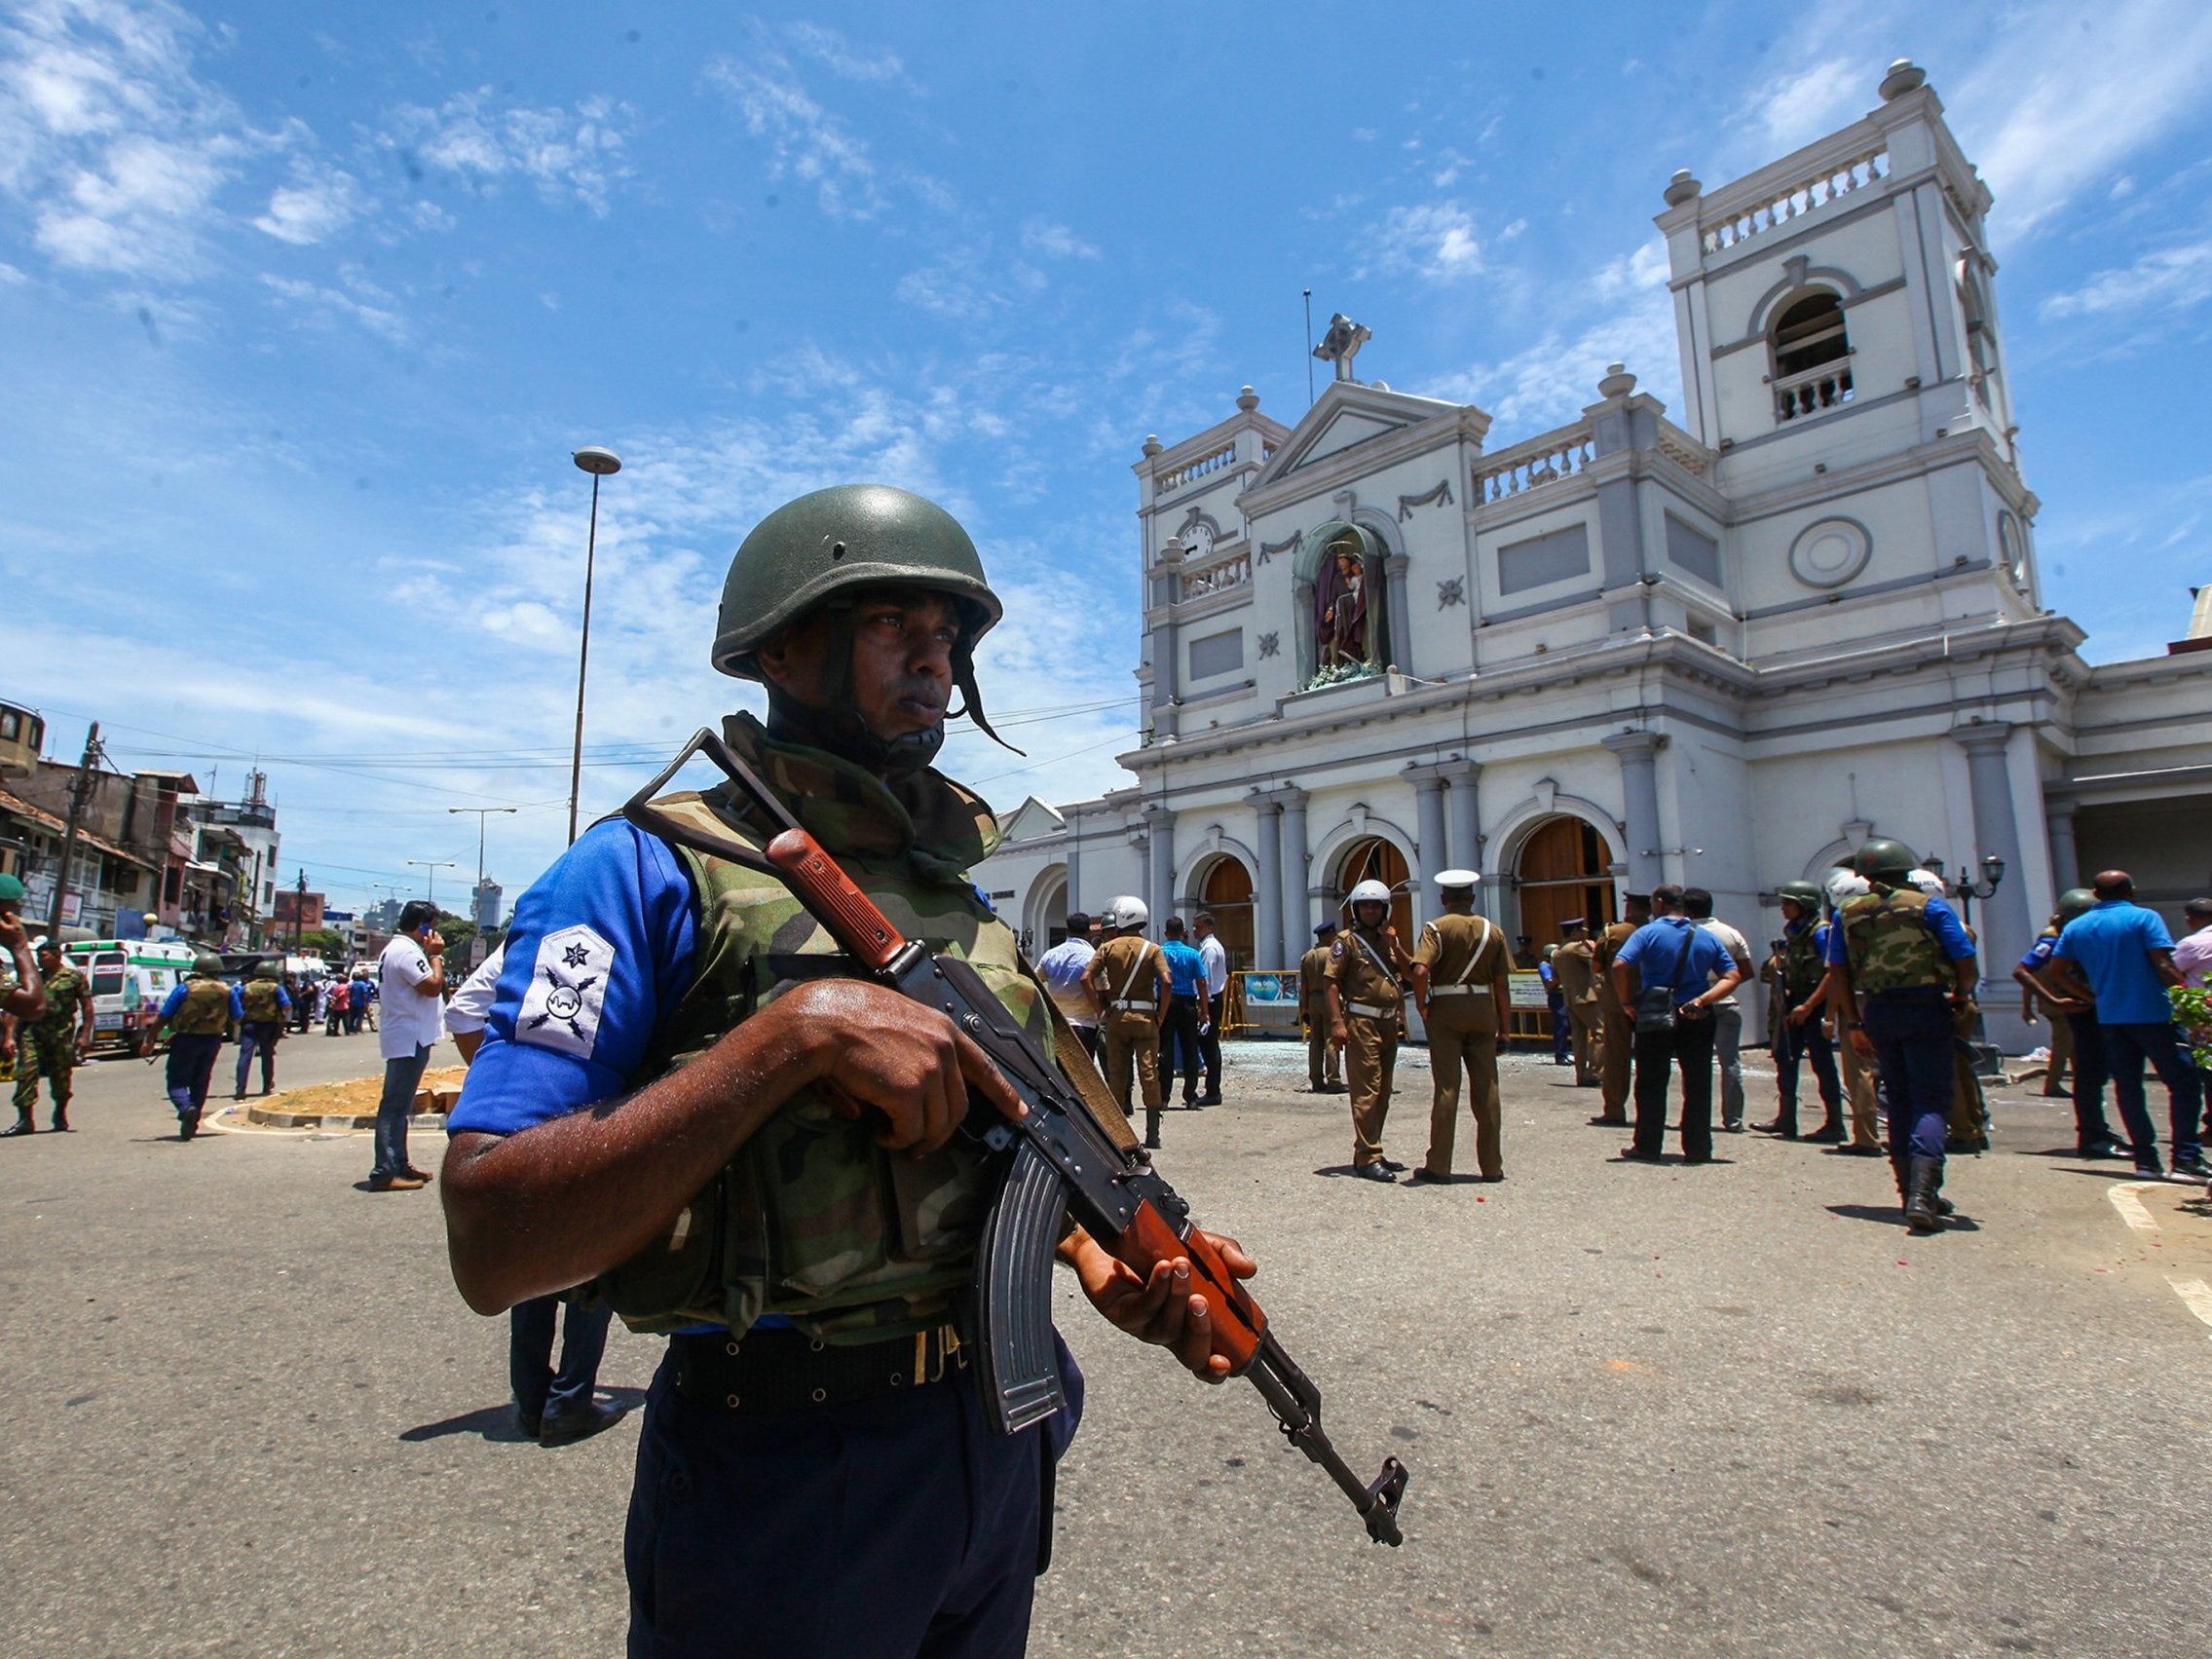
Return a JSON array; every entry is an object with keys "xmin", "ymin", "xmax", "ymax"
[{"xmin": 370, "ymin": 899, "xmax": 447, "ymax": 1191}]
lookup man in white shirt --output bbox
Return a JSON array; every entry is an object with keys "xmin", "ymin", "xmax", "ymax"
[
  {"xmin": 1192, "ymin": 911, "xmax": 1230, "ymax": 1106},
  {"xmin": 370, "ymin": 901, "xmax": 447, "ymax": 1191},
  {"xmin": 1684, "ymin": 888, "xmax": 1755, "ymax": 1132},
  {"xmin": 1032, "ymin": 912, "xmax": 1102, "ymax": 1062}
]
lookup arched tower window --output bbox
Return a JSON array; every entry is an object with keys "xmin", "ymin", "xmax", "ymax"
[{"xmin": 1770, "ymin": 290, "xmax": 1854, "ymax": 422}]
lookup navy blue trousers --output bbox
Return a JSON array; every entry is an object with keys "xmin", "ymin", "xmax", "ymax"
[
  {"xmin": 1861, "ymin": 996, "xmax": 1953, "ymax": 1161},
  {"xmin": 165, "ymin": 1033, "xmax": 222, "ymax": 1118},
  {"xmin": 2102, "ymin": 1020, "xmax": 2204, "ymax": 1165},
  {"xmin": 624, "ymin": 1344, "xmax": 1078, "ymax": 1658},
  {"xmin": 510, "ymin": 1292, "xmax": 613, "ymax": 1423}
]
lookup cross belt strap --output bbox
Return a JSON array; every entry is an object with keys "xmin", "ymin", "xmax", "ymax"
[{"xmin": 671, "ymin": 1323, "xmax": 966, "ymax": 1414}]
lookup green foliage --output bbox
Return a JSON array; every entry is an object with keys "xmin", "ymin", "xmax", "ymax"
[
  {"xmin": 294, "ymin": 928, "xmax": 347, "ymax": 959},
  {"xmin": 2171, "ymin": 985, "xmax": 2212, "ymax": 1069}
]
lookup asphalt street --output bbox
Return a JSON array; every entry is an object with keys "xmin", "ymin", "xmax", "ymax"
[{"xmin": 2, "ymin": 1030, "xmax": 2207, "ymax": 1657}]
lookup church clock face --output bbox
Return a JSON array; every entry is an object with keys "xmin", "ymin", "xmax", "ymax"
[{"xmin": 1183, "ymin": 521, "xmax": 1215, "ymax": 559}]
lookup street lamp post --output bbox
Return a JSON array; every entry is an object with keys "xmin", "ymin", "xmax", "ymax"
[
  {"xmin": 568, "ymin": 445, "xmax": 623, "ymax": 847},
  {"xmin": 1924, "ymin": 852, "xmax": 2006, "ymax": 933},
  {"xmin": 447, "ymin": 807, "xmax": 517, "ymax": 924},
  {"xmin": 406, "ymin": 859, "xmax": 458, "ymax": 917}
]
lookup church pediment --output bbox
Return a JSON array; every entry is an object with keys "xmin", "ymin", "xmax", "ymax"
[
  {"xmin": 1247, "ymin": 380, "xmax": 1473, "ymax": 492},
  {"xmin": 995, "ymin": 795, "xmax": 1067, "ymax": 843}
]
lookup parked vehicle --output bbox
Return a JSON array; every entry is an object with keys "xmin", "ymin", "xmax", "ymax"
[{"xmin": 63, "ymin": 939, "xmax": 200, "ymax": 1057}]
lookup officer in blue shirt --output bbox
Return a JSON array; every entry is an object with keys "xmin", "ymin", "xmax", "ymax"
[
  {"xmin": 2048, "ymin": 869, "xmax": 2204, "ymax": 1180},
  {"xmin": 2013, "ymin": 887, "xmax": 2126, "ymax": 1159},
  {"xmin": 438, "ymin": 485, "xmax": 1255, "ymax": 1657},
  {"xmin": 1156, "ymin": 918, "xmax": 1209, "ymax": 1107},
  {"xmin": 1610, "ymin": 883, "xmax": 1743, "ymax": 1163}
]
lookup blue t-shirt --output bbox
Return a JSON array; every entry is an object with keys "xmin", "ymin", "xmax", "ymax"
[
  {"xmin": 447, "ymin": 818, "xmax": 699, "ymax": 1138},
  {"xmin": 160, "ymin": 982, "xmax": 245, "ymax": 1021},
  {"xmin": 1159, "ymin": 939, "xmax": 1207, "ymax": 999},
  {"xmin": 2055, "ymin": 901, "xmax": 2176, "ymax": 1025},
  {"xmin": 1824, "ymin": 892, "xmax": 1975, "ymax": 971},
  {"xmin": 1616, "ymin": 917, "xmax": 1733, "ymax": 996}
]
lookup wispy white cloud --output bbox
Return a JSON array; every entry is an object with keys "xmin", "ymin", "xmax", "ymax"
[
  {"xmin": 704, "ymin": 54, "xmax": 884, "ymax": 219},
  {"xmin": 259, "ymin": 268, "xmax": 406, "ymax": 343},
  {"xmin": 782, "ymin": 21, "xmax": 910, "ymax": 87},
  {"xmin": 252, "ymin": 158, "xmax": 362, "ymax": 245},
  {"xmin": 1755, "ymin": 57, "xmax": 1860, "ymax": 156},
  {"xmin": 381, "ymin": 89, "xmax": 633, "ymax": 216},
  {"xmin": 1365, "ymin": 201, "xmax": 1483, "ymax": 281},
  {"xmin": 2040, "ymin": 237, "xmax": 2212, "ymax": 320},
  {"xmin": 1021, "ymin": 219, "xmax": 1098, "ymax": 260}
]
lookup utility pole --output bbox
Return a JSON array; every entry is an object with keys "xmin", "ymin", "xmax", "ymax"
[
  {"xmin": 46, "ymin": 721, "xmax": 102, "ymax": 940},
  {"xmin": 406, "ymin": 859, "xmax": 458, "ymax": 917},
  {"xmin": 291, "ymin": 868, "xmax": 308, "ymax": 954},
  {"xmin": 447, "ymin": 806, "xmax": 516, "ymax": 922}
]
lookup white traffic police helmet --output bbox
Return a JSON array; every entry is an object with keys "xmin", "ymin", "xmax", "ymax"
[
  {"xmin": 1101, "ymin": 895, "xmax": 1149, "ymax": 929},
  {"xmin": 1346, "ymin": 879, "xmax": 1394, "ymax": 908}
]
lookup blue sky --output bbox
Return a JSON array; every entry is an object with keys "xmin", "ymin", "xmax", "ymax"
[{"xmin": 3, "ymin": 0, "xmax": 2208, "ymax": 914}]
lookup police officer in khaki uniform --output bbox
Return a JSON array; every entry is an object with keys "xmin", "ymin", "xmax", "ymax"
[
  {"xmin": 1300, "ymin": 920, "xmax": 1344, "ymax": 1092},
  {"xmin": 1551, "ymin": 917, "xmax": 1602, "ymax": 1087},
  {"xmin": 1589, "ymin": 892, "xmax": 1649, "ymax": 1125},
  {"xmin": 1327, "ymin": 878, "xmax": 1412, "ymax": 1182},
  {"xmin": 1818, "ymin": 868, "xmax": 1886, "ymax": 1152},
  {"xmin": 1409, "ymin": 871, "xmax": 1512, "ymax": 1183},
  {"xmin": 1082, "ymin": 894, "xmax": 1170, "ymax": 1150}
]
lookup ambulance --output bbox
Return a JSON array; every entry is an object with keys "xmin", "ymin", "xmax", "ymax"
[{"xmin": 62, "ymin": 940, "xmax": 200, "ymax": 1056}]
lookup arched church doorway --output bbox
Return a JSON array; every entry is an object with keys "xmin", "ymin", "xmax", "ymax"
[
  {"xmin": 1194, "ymin": 856, "xmax": 1256, "ymax": 972},
  {"xmin": 1513, "ymin": 815, "xmax": 1616, "ymax": 947},
  {"xmin": 1023, "ymin": 869, "xmax": 1069, "ymax": 955},
  {"xmin": 1333, "ymin": 837, "xmax": 1413, "ymax": 942}
]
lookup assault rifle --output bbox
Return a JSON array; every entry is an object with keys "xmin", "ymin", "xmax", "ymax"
[{"xmin": 627, "ymin": 730, "xmax": 1407, "ymax": 1547}]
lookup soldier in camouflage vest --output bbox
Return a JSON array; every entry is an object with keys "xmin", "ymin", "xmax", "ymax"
[
  {"xmin": 1828, "ymin": 840, "xmax": 1979, "ymax": 1233},
  {"xmin": 1753, "ymin": 882, "xmax": 1843, "ymax": 1140},
  {"xmin": 157, "ymin": 955, "xmax": 240, "ymax": 1141},
  {"xmin": 7, "ymin": 940, "xmax": 94, "ymax": 1133},
  {"xmin": 233, "ymin": 962, "xmax": 292, "ymax": 1100},
  {"xmin": 440, "ymin": 484, "xmax": 1255, "ymax": 1656}
]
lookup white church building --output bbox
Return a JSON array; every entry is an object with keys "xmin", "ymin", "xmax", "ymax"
[{"xmin": 976, "ymin": 61, "xmax": 2212, "ymax": 1050}]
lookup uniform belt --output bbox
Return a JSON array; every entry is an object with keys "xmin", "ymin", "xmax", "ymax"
[
  {"xmin": 1346, "ymin": 1000, "xmax": 1399, "ymax": 1019},
  {"xmin": 1429, "ymin": 984, "xmax": 1482, "ymax": 997},
  {"xmin": 670, "ymin": 1322, "xmax": 966, "ymax": 1414},
  {"xmin": 1109, "ymin": 999, "xmax": 1156, "ymax": 1011}
]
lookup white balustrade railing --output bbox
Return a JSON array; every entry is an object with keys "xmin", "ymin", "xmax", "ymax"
[
  {"xmin": 1180, "ymin": 551, "xmax": 1250, "ymax": 601},
  {"xmin": 1155, "ymin": 439, "xmax": 1239, "ymax": 495},
  {"xmin": 1700, "ymin": 149, "xmax": 1887, "ymax": 254},
  {"xmin": 1474, "ymin": 424, "xmax": 1595, "ymax": 503},
  {"xmin": 1773, "ymin": 358, "xmax": 1855, "ymax": 422}
]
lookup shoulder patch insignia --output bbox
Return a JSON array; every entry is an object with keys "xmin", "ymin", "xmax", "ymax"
[
  {"xmin": 1331, "ymin": 941, "xmax": 1345, "ymax": 960},
  {"xmin": 518, "ymin": 924, "xmax": 615, "ymax": 1060}
]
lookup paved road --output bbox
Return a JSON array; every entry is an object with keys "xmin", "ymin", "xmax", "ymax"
[{"xmin": 2, "ymin": 1034, "xmax": 2206, "ymax": 1656}]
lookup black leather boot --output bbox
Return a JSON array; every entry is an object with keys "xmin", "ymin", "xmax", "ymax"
[
  {"xmin": 1904, "ymin": 1156, "xmax": 1945, "ymax": 1234},
  {"xmin": 2, "ymin": 1112, "xmax": 34, "ymax": 1137}
]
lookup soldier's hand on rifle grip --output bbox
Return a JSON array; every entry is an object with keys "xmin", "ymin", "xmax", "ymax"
[
  {"xmin": 780, "ymin": 979, "xmax": 1025, "ymax": 1157},
  {"xmin": 1062, "ymin": 1223, "xmax": 1258, "ymax": 1382}
]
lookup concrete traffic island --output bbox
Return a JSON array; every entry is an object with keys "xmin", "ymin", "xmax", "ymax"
[{"xmin": 210, "ymin": 1065, "xmax": 469, "ymax": 1131}]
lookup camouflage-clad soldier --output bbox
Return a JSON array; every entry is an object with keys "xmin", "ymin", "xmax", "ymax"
[
  {"xmin": 1408, "ymin": 872, "xmax": 1512, "ymax": 1183},
  {"xmin": 1589, "ymin": 892, "xmax": 1650, "ymax": 1125},
  {"xmin": 6, "ymin": 939, "xmax": 94, "ymax": 1134},
  {"xmin": 1327, "ymin": 878, "xmax": 1412, "ymax": 1181},
  {"xmin": 233, "ymin": 961, "xmax": 292, "ymax": 1100},
  {"xmin": 1830, "ymin": 840, "xmax": 1978, "ymax": 1232},
  {"xmin": 1299, "ymin": 920, "xmax": 1344, "ymax": 1092},
  {"xmin": 1550, "ymin": 917, "xmax": 1602, "ymax": 1087},
  {"xmin": 156, "ymin": 954, "xmax": 240, "ymax": 1140},
  {"xmin": 439, "ymin": 483, "xmax": 1255, "ymax": 1654}
]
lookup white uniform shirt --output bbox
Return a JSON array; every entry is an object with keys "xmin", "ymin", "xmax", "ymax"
[
  {"xmin": 376, "ymin": 935, "xmax": 442, "ymax": 1058},
  {"xmin": 1697, "ymin": 918, "xmax": 1754, "ymax": 1009},
  {"xmin": 1197, "ymin": 933, "xmax": 1228, "ymax": 999},
  {"xmin": 444, "ymin": 944, "xmax": 507, "ymax": 1037}
]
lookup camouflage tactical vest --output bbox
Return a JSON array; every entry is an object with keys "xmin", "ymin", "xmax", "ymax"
[
  {"xmin": 596, "ymin": 713, "xmax": 1048, "ymax": 1346},
  {"xmin": 241, "ymin": 980, "xmax": 284, "ymax": 1022},
  {"xmin": 1839, "ymin": 887, "xmax": 1947, "ymax": 995},
  {"xmin": 172, "ymin": 977, "xmax": 232, "ymax": 1035},
  {"xmin": 29, "ymin": 967, "xmax": 90, "ymax": 1040},
  {"xmin": 1780, "ymin": 924, "xmax": 1826, "ymax": 1000}
]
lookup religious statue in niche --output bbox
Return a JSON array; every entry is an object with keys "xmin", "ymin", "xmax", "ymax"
[{"xmin": 1308, "ymin": 529, "xmax": 1381, "ymax": 688}]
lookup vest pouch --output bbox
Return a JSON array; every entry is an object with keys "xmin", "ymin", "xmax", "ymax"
[{"xmin": 595, "ymin": 1166, "xmax": 736, "ymax": 1336}]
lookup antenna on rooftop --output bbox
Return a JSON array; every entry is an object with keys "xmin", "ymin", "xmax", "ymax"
[{"xmin": 1303, "ymin": 288, "xmax": 1315, "ymax": 406}]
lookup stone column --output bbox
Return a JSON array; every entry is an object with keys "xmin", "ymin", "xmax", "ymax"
[
  {"xmin": 1064, "ymin": 815, "xmax": 1082, "ymax": 918},
  {"xmin": 1252, "ymin": 793, "xmax": 1285, "ymax": 968},
  {"xmin": 1953, "ymin": 723, "xmax": 2035, "ymax": 1041},
  {"xmin": 1445, "ymin": 761, "xmax": 1487, "ymax": 920},
  {"xmin": 1279, "ymin": 787, "xmax": 1310, "ymax": 951},
  {"xmin": 1409, "ymin": 766, "xmax": 1448, "ymax": 930},
  {"xmin": 1143, "ymin": 804, "xmax": 1176, "ymax": 933},
  {"xmin": 2045, "ymin": 797, "xmax": 2081, "ymax": 893},
  {"xmin": 1603, "ymin": 730, "xmax": 1667, "ymax": 892},
  {"xmin": 1385, "ymin": 551, "xmax": 1412, "ymax": 674}
]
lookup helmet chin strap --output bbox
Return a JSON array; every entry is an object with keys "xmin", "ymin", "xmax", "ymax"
[{"xmin": 765, "ymin": 604, "xmax": 947, "ymax": 778}]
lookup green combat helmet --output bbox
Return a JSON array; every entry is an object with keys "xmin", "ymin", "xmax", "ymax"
[
  {"xmin": 252, "ymin": 962, "xmax": 281, "ymax": 980},
  {"xmin": 1776, "ymin": 880, "xmax": 1823, "ymax": 911},
  {"xmin": 2054, "ymin": 886, "xmax": 2097, "ymax": 924},
  {"xmin": 0, "ymin": 872, "xmax": 24, "ymax": 905},
  {"xmin": 193, "ymin": 954, "xmax": 225, "ymax": 978},
  {"xmin": 710, "ymin": 483, "xmax": 1013, "ymax": 768},
  {"xmin": 1850, "ymin": 838, "xmax": 1920, "ymax": 885}
]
